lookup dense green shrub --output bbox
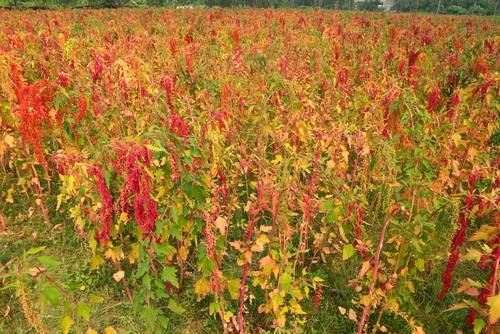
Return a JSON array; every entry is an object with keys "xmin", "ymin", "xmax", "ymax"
[{"xmin": 446, "ymin": 5, "xmax": 467, "ymax": 14}]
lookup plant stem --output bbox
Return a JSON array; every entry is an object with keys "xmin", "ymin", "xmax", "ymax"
[{"xmin": 357, "ymin": 205, "xmax": 400, "ymax": 334}]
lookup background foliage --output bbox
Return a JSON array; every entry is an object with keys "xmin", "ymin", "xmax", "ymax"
[{"xmin": 0, "ymin": 0, "xmax": 499, "ymax": 15}]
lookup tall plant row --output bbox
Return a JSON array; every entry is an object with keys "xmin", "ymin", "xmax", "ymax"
[{"xmin": 0, "ymin": 9, "xmax": 498, "ymax": 333}]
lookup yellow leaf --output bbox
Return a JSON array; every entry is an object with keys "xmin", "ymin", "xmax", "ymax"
[
  {"xmin": 119, "ymin": 212, "xmax": 128, "ymax": 222},
  {"xmin": 223, "ymin": 310, "xmax": 233, "ymax": 322},
  {"xmin": 104, "ymin": 247, "xmax": 125, "ymax": 262},
  {"xmin": 462, "ymin": 248, "xmax": 483, "ymax": 262},
  {"xmin": 251, "ymin": 243, "xmax": 264, "ymax": 252},
  {"xmin": 86, "ymin": 328, "xmax": 98, "ymax": 334},
  {"xmin": 467, "ymin": 147, "xmax": 479, "ymax": 161},
  {"xmin": 338, "ymin": 224, "xmax": 348, "ymax": 243},
  {"xmin": 470, "ymin": 225, "xmax": 498, "ymax": 242},
  {"xmin": 452, "ymin": 133, "xmax": 466, "ymax": 147},
  {"xmin": 413, "ymin": 326, "xmax": 425, "ymax": 334},
  {"xmin": 487, "ymin": 294, "xmax": 500, "ymax": 324},
  {"xmin": 128, "ymin": 243, "xmax": 140, "ymax": 264},
  {"xmin": 338, "ymin": 306, "xmax": 346, "ymax": 315},
  {"xmin": 60, "ymin": 316, "xmax": 74, "ymax": 334},
  {"xmin": 251, "ymin": 234, "xmax": 270, "ymax": 253},
  {"xmin": 360, "ymin": 295, "xmax": 371, "ymax": 307},
  {"xmin": 194, "ymin": 277, "xmax": 210, "ymax": 299},
  {"xmin": 177, "ymin": 246, "xmax": 188, "ymax": 262},
  {"xmin": 341, "ymin": 145, "xmax": 349, "ymax": 163},
  {"xmin": 227, "ymin": 279, "xmax": 241, "ymax": 300},
  {"xmin": 275, "ymin": 313, "xmax": 286, "ymax": 327},
  {"xmin": 4, "ymin": 134, "xmax": 15, "ymax": 147},
  {"xmin": 104, "ymin": 326, "xmax": 118, "ymax": 334},
  {"xmin": 386, "ymin": 298, "xmax": 399, "ymax": 312},
  {"xmin": 259, "ymin": 255, "xmax": 276, "ymax": 276},
  {"xmin": 56, "ymin": 194, "xmax": 64, "ymax": 211},
  {"xmin": 289, "ymin": 300, "xmax": 306, "ymax": 315},
  {"xmin": 6, "ymin": 188, "xmax": 14, "ymax": 204},
  {"xmin": 90, "ymin": 255, "xmax": 105, "ymax": 269},
  {"xmin": 271, "ymin": 153, "xmax": 282, "ymax": 165},
  {"xmin": 145, "ymin": 144, "xmax": 166, "ymax": 153}
]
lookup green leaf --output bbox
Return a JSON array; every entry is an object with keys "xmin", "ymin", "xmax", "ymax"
[
  {"xmin": 171, "ymin": 206, "xmax": 179, "ymax": 224},
  {"xmin": 25, "ymin": 246, "xmax": 46, "ymax": 256},
  {"xmin": 473, "ymin": 318, "xmax": 485, "ymax": 334},
  {"xmin": 161, "ymin": 267, "xmax": 179, "ymax": 288},
  {"xmin": 63, "ymin": 120, "xmax": 74, "ymax": 140},
  {"xmin": 153, "ymin": 242, "xmax": 176, "ymax": 257},
  {"xmin": 182, "ymin": 182, "xmax": 206, "ymax": 202},
  {"xmin": 42, "ymin": 285, "xmax": 60, "ymax": 306},
  {"xmin": 228, "ymin": 279, "xmax": 241, "ymax": 300},
  {"xmin": 158, "ymin": 314, "xmax": 170, "ymax": 329},
  {"xmin": 198, "ymin": 256, "xmax": 216, "ymax": 275},
  {"xmin": 170, "ymin": 222, "xmax": 183, "ymax": 240},
  {"xmin": 197, "ymin": 243, "xmax": 207, "ymax": 260},
  {"xmin": 415, "ymin": 258, "xmax": 425, "ymax": 272},
  {"xmin": 143, "ymin": 274, "xmax": 152, "ymax": 290},
  {"xmin": 208, "ymin": 300, "xmax": 221, "ymax": 315},
  {"xmin": 325, "ymin": 211, "xmax": 336, "ymax": 224},
  {"xmin": 167, "ymin": 299, "xmax": 185, "ymax": 314},
  {"xmin": 60, "ymin": 315, "xmax": 74, "ymax": 334},
  {"xmin": 155, "ymin": 287, "xmax": 169, "ymax": 300},
  {"xmin": 89, "ymin": 294, "xmax": 104, "ymax": 304},
  {"xmin": 37, "ymin": 255, "xmax": 61, "ymax": 269},
  {"xmin": 279, "ymin": 273, "xmax": 292, "ymax": 291},
  {"xmin": 77, "ymin": 303, "xmax": 93, "ymax": 321},
  {"xmin": 369, "ymin": 155, "xmax": 376, "ymax": 171},
  {"xmin": 104, "ymin": 170, "xmax": 113, "ymax": 189},
  {"xmin": 342, "ymin": 244, "xmax": 355, "ymax": 260},
  {"xmin": 320, "ymin": 200, "xmax": 334, "ymax": 213},
  {"xmin": 89, "ymin": 237, "xmax": 97, "ymax": 255},
  {"xmin": 136, "ymin": 261, "xmax": 150, "ymax": 278},
  {"xmin": 140, "ymin": 306, "xmax": 158, "ymax": 326}
]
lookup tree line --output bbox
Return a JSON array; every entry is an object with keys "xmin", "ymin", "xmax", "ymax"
[
  {"xmin": 394, "ymin": 0, "xmax": 498, "ymax": 15},
  {"xmin": 1, "ymin": 0, "xmax": 498, "ymax": 15}
]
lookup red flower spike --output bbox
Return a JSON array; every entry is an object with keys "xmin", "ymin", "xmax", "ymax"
[{"xmin": 89, "ymin": 166, "xmax": 113, "ymax": 244}]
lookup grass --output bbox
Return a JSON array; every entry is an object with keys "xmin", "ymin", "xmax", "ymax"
[
  {"xmin": 0, "ymin": 174, "xmax": 140, "ymax": 333},
  {"xmin": 0, "ymin": 172, "xmax": 229, "ymax": 333}
]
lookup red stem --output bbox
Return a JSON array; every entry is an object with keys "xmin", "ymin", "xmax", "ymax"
[
  {"xmin": 357, "ymin": 206, "xmax": 400, "ymax": 334},
  {"xmin": 238, "ymin": 209, "xmax": 258, "ymax": 334},
  {"xmin": 491, "ymin": 256, "xmax": 499, "ymax": 297}
]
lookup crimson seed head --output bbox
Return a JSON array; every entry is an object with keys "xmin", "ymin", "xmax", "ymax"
[
  {"xmin": 112, "ymin": 142, "xmax": 157, "ymax": 234},
  {"xmin": 89, "ymin": 166, "xmax": 113, "ymax": 244},
  {"xmin": 92, "ymin": 56, "xmax": 103, "ymax": 83},
  {"xmin": 427, "ymin": 85, "xmax": 441, "ymax": 113},
  {"xmin": 312, "ymin": 286, "xmax": 323, "ymax": 311}
]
